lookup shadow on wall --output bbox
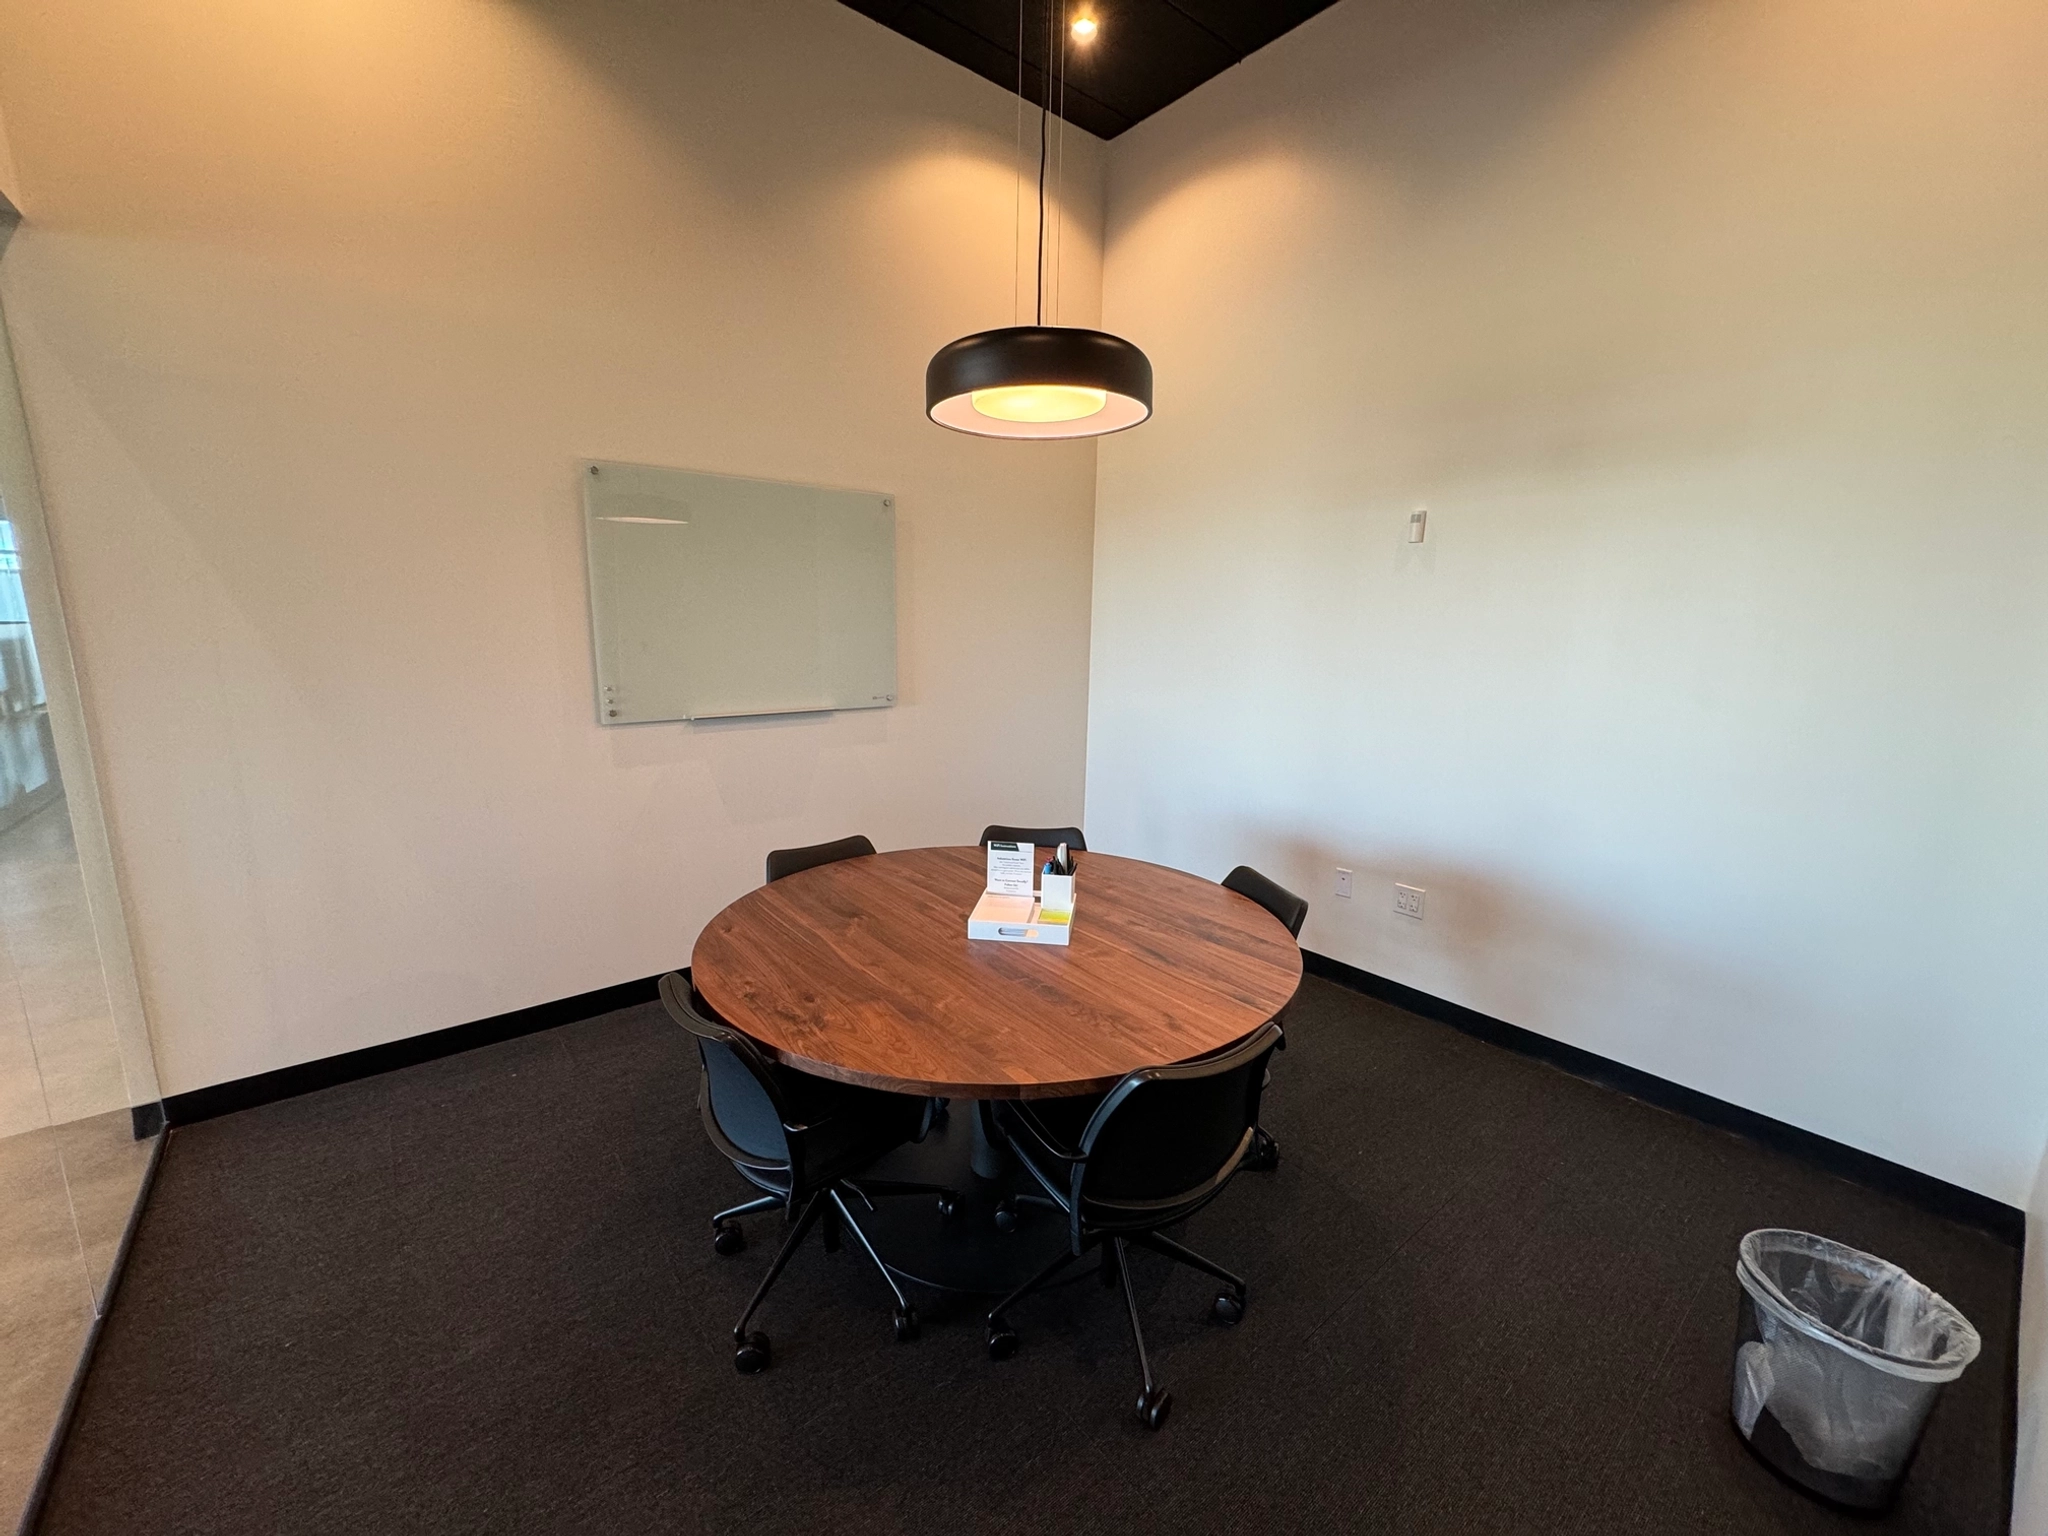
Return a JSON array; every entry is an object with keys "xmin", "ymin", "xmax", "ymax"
[
  {"xmin": 1154, "ymin": 807, "xmax": 1784, "ymax": 1063},
  {"xmin": 1106, "ymin": 0, "xmax": 1682, "ymax": 233},
  {"xmin": 1154, "ymin": 819, "xmax": 1926, "ymax": 1178},
  {"xmin": 603, "ymin": 705, "xmax": 896, "ymax": 827},
  {"xmin": 506, "ymin": 0, "xmax": 903, "ymax": 208},
  {"xmin": 506, "ymin": 0, "xmax": 1055, "ymax": 212},
  {"xmin": 503, "ymin": 0, "xmax": 1106, "ymax": 350},
  {"xmin": 1261, "ymin": 831, "xmax": 1783, "ymax": 1072}
]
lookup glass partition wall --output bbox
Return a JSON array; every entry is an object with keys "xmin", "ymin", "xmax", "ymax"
[{"xmin": 0, "ymin": 213, "xmax": 163, "ymax": 1530}]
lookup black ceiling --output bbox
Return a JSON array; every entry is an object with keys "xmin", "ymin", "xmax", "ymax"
[{"xmin": 839, "ymin": 0, "xmax": 1342, "ymax": 139}]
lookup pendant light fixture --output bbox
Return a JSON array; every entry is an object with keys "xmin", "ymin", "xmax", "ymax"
[{"xmin": 926, "ymin": 5, "xmax": 1152, "ymax": 440}]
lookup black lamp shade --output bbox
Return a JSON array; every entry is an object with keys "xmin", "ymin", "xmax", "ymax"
[{"xmin": 926, "ymin": 326, "xmax": 1153, "ymax": 440}]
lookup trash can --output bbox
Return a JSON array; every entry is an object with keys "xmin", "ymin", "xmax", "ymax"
[{"xmin": 1730, "ymin": 1229, "xmax": 1980, "ymax": 1510}]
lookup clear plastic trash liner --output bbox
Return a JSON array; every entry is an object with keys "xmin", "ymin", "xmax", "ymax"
[{"xmin": 1730, "ymin": 1228, "xmax": 1980, "ymax": 1510}]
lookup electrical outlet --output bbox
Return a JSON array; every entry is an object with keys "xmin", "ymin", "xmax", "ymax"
[
  {"xmin": 1394, "ymin": 883, "xmax": 1425, "ymax": 920},
  {"xmin": 1334, "ymin": 867, "xmax": 1353, "ymax": 899}
]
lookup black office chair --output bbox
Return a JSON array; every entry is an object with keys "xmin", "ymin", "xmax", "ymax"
[
  {"xmin": 766, "ymin": 834, "xmax": 876, "ymax": 884},
  {"xmin": 982, "ymin": 1022, "xmax": 1283, "ymax": 1430},
  {"xmin": 659, "ymin": 972, "xmax": 955, "ymax": 1373},
  {"xmin": 1221, "ymin": 865, "xmax": 1306, "ymax": 1174},
  {"xmin": 979, "ymin": 824, "xmax": 1087, "ymax": 853},
  {"xmin": 1222, "ymin": 865, "xmax": 1307, "ymax": 939}
]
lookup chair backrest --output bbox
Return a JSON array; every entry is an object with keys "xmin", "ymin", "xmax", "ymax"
[
  {"xmin": 1075, "ymin": 1024, "xmax": 1282, "ymax": 1213},
  {"xmin": 765, "ymin": 834, "xmax": 876, "ymax": 885},
  {"xmin": 1222, "ymin": 865, "xmax": 1308, "ymax": 939},
  {"xmin": 979, "ymin": 825, "xmax": 1087, "ymax": 854},
  {"xmin": 658, "ymin": 971, "xmax": 791, "ymax": 1167}
]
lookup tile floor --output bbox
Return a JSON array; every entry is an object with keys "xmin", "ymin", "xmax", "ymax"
[
  {"xmin": 0, "ymin": 795, "xmax": 156, "ymax": 1532},
  {"xmin": 0, "ymin": 798, "xmax": 129, "ymax": 1139},
  {"xmin": 0, "ymin": 1111, "xmax": 155, "ymax": 1528}
]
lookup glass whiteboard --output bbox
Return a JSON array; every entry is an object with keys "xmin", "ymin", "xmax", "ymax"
[{"xmin": 583, "ymin": 461, "xmax": 897, "ymax": 724}]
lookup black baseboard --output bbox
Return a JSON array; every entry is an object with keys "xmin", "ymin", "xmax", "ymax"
[
  {"xmin": 1303, "ymin": 951, "xmax": 2025, "ymax": 1248},
  {"xmin": 162, "ymin": 974, "xmax": 666, "ymax": 1128},
  {"xmin": 130, "ymin": 1101, "xmax": 165, "ymax": 1141},
  {"xmin": 155, "ymin": 953, "xmax": 2026, "ymax": 1246}
]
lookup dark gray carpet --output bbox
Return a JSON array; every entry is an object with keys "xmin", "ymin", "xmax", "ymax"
[{"xmin": 36, "ymin": 978, "xmax": 2016, "ymax": 1534}]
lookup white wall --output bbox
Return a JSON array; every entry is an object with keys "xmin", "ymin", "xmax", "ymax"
[
  {"xmin": 0, "ymin": 0, "xmax": 1105, "ymax": 1095},
  {"xmin": 1090, "ymin": 0, "xmax": 2048, "ymax": 1204}
]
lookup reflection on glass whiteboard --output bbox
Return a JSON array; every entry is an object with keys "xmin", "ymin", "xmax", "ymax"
[{"xmin": 583, "ymin": 460, "xmax": 897, "ymax": 725}]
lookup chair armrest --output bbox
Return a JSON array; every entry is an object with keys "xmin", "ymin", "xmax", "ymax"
[{"xmin": 1003, "ymin": 1101, "xmax": 1088, "ymax": 1166}]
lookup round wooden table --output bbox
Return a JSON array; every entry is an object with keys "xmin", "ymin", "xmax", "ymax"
[{"xmin": 691, "ymin": 846, "xmax": 1301, "ymax": 1290}]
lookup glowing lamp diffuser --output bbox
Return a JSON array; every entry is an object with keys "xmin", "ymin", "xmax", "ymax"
[{"xmin": 973, "ymin": 384, "xmax": 1104, "ymax": 422}]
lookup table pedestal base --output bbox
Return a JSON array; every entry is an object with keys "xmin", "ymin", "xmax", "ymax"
[{"xmin": 854, "ymin": 1104, "xmax": 1069, "ymax": 1294}]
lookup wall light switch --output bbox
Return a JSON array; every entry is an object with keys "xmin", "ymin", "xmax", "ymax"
[
  {"xmin": 1335, "ymin": 867, "xmax": 1353, "ymax": 899},
  {"xmin": 1408, "ymin": 508, "xmax": 1427, "ymax": 544},
  {"xmin": 1394, "ymin": 883, "xmax": 1426, "ymax": 919}
]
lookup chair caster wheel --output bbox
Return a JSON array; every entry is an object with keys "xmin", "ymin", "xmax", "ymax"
[
  {"xmin": 993, "ymin": 1199, "xmax": 1018, "ymax": 1233},
  {"xmin": 1211, "ymin": 1290, "xmax": 1246, "ymax": 1326},
  {"xmin": 734, "ymin": 1331, "xmax": 772, "ymax": 1374},
  {"xmin": 893, "ymin": 1306, "xmax": 920, "ymax": 1343},
  {"xmin": 711, "ymin": 1221, "xmax": 746, "ymax": 1257},
  {"xmin": 936, "ymin": 1193, "xmax": 959, "ymax": 1222},
  {"xmin": 986, "ymin": 1320, "xmax": 1020, "ymax": 1361},
  {"xmin": 1245, "ymin": 1129, "xmax": 1280, "ymax": 1172},
  {"xmin": 1137, "ymin": 1387, "xmax": 1172, "ymax": 1431}
]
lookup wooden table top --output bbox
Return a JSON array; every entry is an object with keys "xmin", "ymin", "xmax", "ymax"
[{"xmin": 690, "ymin": 846, "xmax": 1303, "ymax": 1099}]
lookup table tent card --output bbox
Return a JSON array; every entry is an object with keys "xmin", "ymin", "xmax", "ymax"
[{"xmin": 985, "ymin": 840, "xmax": 1034, "ymax": 897}]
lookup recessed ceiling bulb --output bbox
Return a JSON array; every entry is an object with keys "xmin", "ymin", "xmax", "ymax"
[{"xmin": 1071, "ymin": 15, "xmax": 1098, "ymax": 42}]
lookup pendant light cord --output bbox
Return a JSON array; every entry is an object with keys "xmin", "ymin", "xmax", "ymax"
[
  {"xmin": 1055, "ymin": 5, "xmax": 1067, "ymax": 326},
  {"xmin": 1012, "ymin": 0, "xmax": 1024, "ymax": 326},
  {"xmin": 1035, "ymin": 0, "xmax": 1050, "ymax": 327}
]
